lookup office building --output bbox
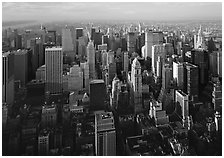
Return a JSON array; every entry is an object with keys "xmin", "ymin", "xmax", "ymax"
[
  {"xmin": 173, "ymin": 61, "xmax": 184, "ymax": 90},
  {"xmin": 131, "ymin": 58, "xmax": 142, "ymax": 113},
  {"xmin": 45, "ymin": 47, "xmax": 63, "ymax": 94},
  {"xmin": 108, "ymin": 63, "xmax": 116, "ymax": 85},
  {"xmin": 68, "ymin": 65, "xmax": 83, "ymax": 91},
  {"xmin": 80, "ymin": 62, "xmax": 90, "ymax": 90},
  {"xmin": 95, "ymin": 111, "xmax": 116, "ymax": 156},
  {"xmin": 156, "ymin": 56, "xmax": 162, "ymax": 78},
  {"xmin": 2, "ymin": 103, "xmax": 8, "ymax": 129},
  {"xmin": 111, "ymin": 75, "xmax": 121, "ymax": 108},
  {"xmin": 127, "ymin": 32, "xmax": 136, "ymax": 54},
  {"xmin": 175, "ymin": 90, "xmax": 189, "ymax": 128},
  {"xmin": 41, "ymin": 102, "xmax": 57, "ymax": 127},
  {"xmin": 62, "ymin": 27, "xmax": 74, "ymax": 52},
  {"xmin": 93, "ymin": 31, "xmax": 103, "ymax": 49},
  {"xmin": 152, "ymin": 44, "xmax": 165, "ymax": 75},
  {"xmin": 13, "ymin": 49, "xmax": 28, "ymax": 86},
  {"xmin": 2, "ymin": 52, "xmax": 14, "ymax": 106},
  {"xmin": 98, "ymin": 44, "xmax": 107, "ymax": 52},
  {"xmin": 87, "ymin": 41, "xmax": 96, "ymax": 79},
  {"xmin": 123, "ymin": 51, "xmax": 129, "ymax": 72},
  {"xmin": 38, "ymin": 129, "xmax": 50, "ymax": 156},
  {"xmin": 90, "ymin": 80, "xmax": 106, "ymax": 110},
  {"xmin": 76, "ymin": 28, "xmax": 83, "ymax": 39},
  {"xmin": 107, "ymin": 50, "xmax": 114, "ymax": 66},
  {"xmin": 212, "ymin": 81, "xmax": 222, "ymax": 112},
  {"xmin": 185, "ymin": 62, "xmax": 199, "ymax": 98},
  {"xmin": 162, "ymin": 64, "xmax": 172, "ymax": 90},
  {"xmin": 36, "ymin": 65, "xmax": 45, "ymax": 82}
]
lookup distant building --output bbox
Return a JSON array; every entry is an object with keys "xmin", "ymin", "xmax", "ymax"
[
  {"xmin": 2, "ymin": 52, "xmax": 15, "ymax": 106},
  {"xmin": 76, "ymin": 28, "xmax": 83, "ymax": 39},
  {"xmin": 95, "ymin": 111, "xmax": 116, "ymax": 156},
  {"xmin": 162, "ymin": 64, "xmax": 172, "ymax": 90},
  {"xmin": 87, "ymin": 41, "xmax": 96, "ymax": 80},
  {"xmin": 62, "ymin": 27, "xmax": 74, "ymax": 52},
  {"xmin": 127, "ymin": 32, "xmax": 137, "ymax": 54},
  {"xmin": 45, "ymin": 47, "xmax": 63, "ymax": 94},
  {"xmin": 123, "ymin": 51, "xmax": 129, "ymax": 72},
  {"xmin": 212, "ymin": 81, "xmax": 222, "ymax": 112},
  {"xmin": 2, "ymin": 103, "xmax": 8, "ymax": 129}
]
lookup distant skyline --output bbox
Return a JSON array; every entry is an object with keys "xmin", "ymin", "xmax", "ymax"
[{"xmin": 2, "ymin": 2, "xmax": 222, "ymax": 22}]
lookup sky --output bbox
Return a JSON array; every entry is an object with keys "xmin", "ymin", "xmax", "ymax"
[{"xmin": 2, "ymin": 2, "xmax": 222, "ymax": 22}]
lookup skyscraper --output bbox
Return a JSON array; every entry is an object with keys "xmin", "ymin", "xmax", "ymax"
[
  {"xmin": 38, "ymin": 129, "xmax": 50, "ymax": 156},
  {"xmin": 90, "ymin": 80, "xmax": 106, "ymax": 110},
  {"xmin": 131, "ymin": 58, "xmax": 142, "ymax": 113},
  {"xmin": 13, "ymin": 49, "xmax": 28, "ymax": 87},
  {"xmin": 162, "ymin": 64, "xmax": 172, "ymax": 90},
  {"xmin": 62, "ymin": 27, "xmax": 74, "ymax": 52},
  {"xmin": 76, "ymin": 28, "xmax": 83, "ymax": 39},
  {"xmin": 45, "ymin": 47, "xmax": 63, "ymax": 94},
  {"xmin": 123, "ymin": 51, "xmax": 129, "ymax": 72},
  {"xmin": 111, "ymin": 75, "xmax": 121, "ymax": 108},
  {"xmin": 127, "ymin": 32, "xmax": 136, "ymax": 54},
  {"xmin": 87, "ymin": 41, "xmax": 96, "ymax": 80},
  {"xmin": 173, "ymin": 61, "xmax": 184, "ymax": 90},
  {"xmin": 95, "ymin": 111, "xmax": 116, "ymax": 156},
  {"xmin": 185, "ymin": 62, "xmax": 199, "ymax": 99},
  {"xmin": 2, "ymin": 52, "xmax": 14, "ymax": 106},
  {"xmin": 152, "ymin": 44, "xmax": 165, "ymax": 75},
  {"xmin": 145, "ymin": 30, "xmax": 153, "ymax": 58}
]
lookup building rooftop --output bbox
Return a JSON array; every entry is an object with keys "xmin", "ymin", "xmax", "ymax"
[{"xmin": 90, "ymin": 79, "xmax": 104, "ymax": 84}]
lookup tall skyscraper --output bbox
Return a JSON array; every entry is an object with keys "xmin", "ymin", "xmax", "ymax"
[
  {"xmin": 108, "ymin": 63, "xmax": 116, "ymax": 85},
  {"xmin": 152, "ymin": 44, "xmax": 165, "ymax": 75},
  {"xmin": 111, "ymin": 75, "xmax": 121, "ymax": 108},
  {"xmin": 13, "ymin": 49, "xmax": 28, "ymax": 87},
  {"xmin": 95, "ymin": 111, "xmax": 116, "ymax": 156},
  {"xmin": 123, "ymin": 51, "xmax": 129, "ymax": 72},
  {"xmin": 185, "ymin": 62, "xmax": 199, "ymax": 99},
  {"xmin": 145, "ymin": 30, "xmax": 153, "ymax": 58},
  {"xmin": 62, "ymin": 27, "xmax": 74, "ymax": 52},
  {"xmin": 131, "ymin": 58, "xmax": 142, "ymax": 113},
  {"xmin": 45, "ymin": 47, "xmax": 63, "ymax": 94},
  {"xmin": 87, "ymin": 41, "xmax": 96, "ymax": 80},
  {"xmin": 194, "ymin": 25, "xmax": 206, "ymax": 49},
  {"xmin": 162, "ymin": 64, "xmax": 172, "ymax": 90},
  {"xmin": 2, "ymin": 52, "xmax": 14, "ymax": 106},
  {"xmin": 127, "ymin": 32, "xmax": 136, "ymax": 54}
]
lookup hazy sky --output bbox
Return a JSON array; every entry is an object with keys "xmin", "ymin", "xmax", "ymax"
[{"xmin": 2, "ymin": 2, "xmax": 222, "ymax": 22}]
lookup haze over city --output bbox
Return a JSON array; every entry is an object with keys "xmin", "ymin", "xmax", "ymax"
[{"xmin": 2, "ymin": 2, "xmax": 222, "ymax": 22}]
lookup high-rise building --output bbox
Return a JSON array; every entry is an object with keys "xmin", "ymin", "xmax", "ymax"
[
  {"xmin": 173, "ymin": 61, "xmax": 184, "ymax": 90},
  {"xmin": 111, "ymin": 75, "xmax": 121, "ymax": 108},
  {"xmin": 67, "ymin": 65, "xmax": 83, "ymax": 91},
  {"xmin": 145, "ymin": 31, "xmax": 164, "ymax": 59},
  {"xmin": 107, "ymin": 50, "xmax": 114, "ymax": 66},
  {"xmin": 184, "ymin": 62, "xmax": 199, "ymax": 99},
  {"xmin": 87, "ymin": 41, "xmax": 96, "ymax": 80},
  {"xmin": 45, "ymin": 47, "xmax": 63, "ymax": 94},
  {"xmin": 80, "ymin": 62, "xmax": 89, "ymax": 90},
  {"xmin": 93, "ymin": 31, "xmax": 103, "ymax": 49},
  {"xmin": 62, "ymin": 27, "xmax": 74, "ymax": 52},
  {"xmin": 152, "ymin": 44, "xmax": 165, "ymax": 75},
  {"xmin": 156, "ymin": 56, "xmax": 162, "ymax": 78},
  {"xmin": 76, "ymin": 28, "xmax": 83, "ymax": 39},
  {"xmin": 36, "ymin": 65, "xmax": 46, "ymax": 82},
  {"xmin": 2, "ymin": 52, "xmax": 14, "ymax": 106},
  {"xmin": 175, "ymin": 90, "xmax": 189, "ymax": 128},
  {"xmin": 212, "ymin": 81, "xmax": 222, "ymax": 112},
  {"xmin": 2, "ymin": 103, "xmax": 8, "ymax": 129},
  {"xmin": 162, "ymin": 64, "xmax": 172, "ymax": 90},
  {"xmin": 13, "ymin": 49, "xmax": 28, "ymax": 86},
  {"xmin": 127, "ymin": 32, "xmax": 136, "ymax": 54},
  {"xmin": 108, "ymin": 63, "xmax": 116, "ymax": 85},
  {"xmin": 41, "ymin": 102, "xmax": 57, "ymax": 127},
  {"xmin": 38, "ymin": 129, "xmax": 50, "ymax": 156},
  {"xmin": 123, "ymin": 51, "xmax": 129, "ymax": 72},
  {"xmin": 90, "ymin": 80, "xmax": 106, "ymax": 110},
  {"xmin": 194, "ymin": 25, "xmax": 206, "ymax": 49},
  {"xmin": 95, "ymin": 111, "xmax": 116, "ymax": 156},
  {"xmin": 131, "ymin": 58, "xmax": 142, "ymax": 113}
]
